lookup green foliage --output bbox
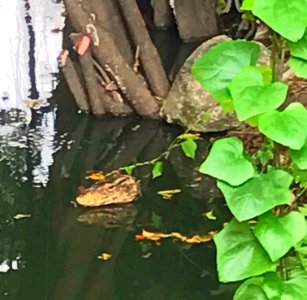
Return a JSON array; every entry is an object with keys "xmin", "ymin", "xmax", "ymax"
[
  {"xmin": 290, "ymin": 139, "xmax": 307, "ymax": 170},
  {"xmin": 124, "ymin": 165, "xmax": 135, "ymax": 175},
  {"xmin": 240, "ymin": 0, "xmax": 255, "ymax": 11},
  {"xmin": 228, "ymin": 65, "xmax": 287, "ymax": 121},
  {"xmin": 258, "ymin": 103, "xmax": 307, "ymax": 150},
  {"xmin": 292, "ymin": 166, "xmax": 307, "ymax": 188},
  {"xmin": 254, "ymin": 212, "xmax": 307, "ymax": 262},
  {"xmin": 288, "ymin": 30, "xmax": 307, "ymax": 61},
  {"xmin": 217, "ymin": 169, "xmax": 293, "ymax": 222},
  {"xmin": 289, "ymin": 57, "xmax": 307, "ymax": 78},
  {"xmin": 199, "ymin": 137, "xmax": 255, "ymax": 186},
  {"xmin": 191, "ymin": 1, "xmax": 307, "ymax": 295},
  {"xmin": 234, "ymin": 272, "xmax": 307, "ymax": 300},
  {"xmin": 248, "ymin": 0, "xmax": 307, "ymax": 42},
  {"xmin": 152, "ymin": 161, "xmax": 163, "ymax": 179},
  {"xmin": 180, "ymin": 139, "xmax": 197, "ymax": 159},
  {"xmin": 214, "ymin": 219, "xmax": 276, "ymax": 282},
  {"xmin": 253, "ymin": 140, "xmax": 274, "ymax": 166},
  {"xmin": 191, "ymin": 40, "xmax": 260, "ymax": 110}
]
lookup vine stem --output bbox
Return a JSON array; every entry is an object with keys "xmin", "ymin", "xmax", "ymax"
[{"xmin": 106, "ymin": 113, "xmax": 205, "ymax": 177}]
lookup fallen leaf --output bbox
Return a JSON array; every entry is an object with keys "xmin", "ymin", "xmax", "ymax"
[
  {"xmin": 141, "ymin": 253, "xmax": 152, "ymax": 259},
  {"xmin": 177, "ymin": 133, "xmax": 201, "ymax": 140},
  {"xmin": 97, "ymin": 252, "xmax": 112, "ymax": 261},
  {"xmin": 86, "ymin": 171, "xmax": 105, "ymax": 180},
  {"xmin": 136, "ymin": 229, "xmax": 215, "ymax": 244},
  {"xmin": 157, "ymin": 189, "xmax": 181, "ymax": 200},
  {"xmin": 14, "ymin": 214, "xmax": 31, "ymax": 220},
  {"xmin": 203, "ymin": 210, "xmax": 217, "ymax": 220}
]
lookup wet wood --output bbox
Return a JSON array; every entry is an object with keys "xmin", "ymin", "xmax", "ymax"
[
  {"xmin": 117, "ymin": 0, "xmax": 170, "ymax": 98},
  {"xmin": 64, "ymin": 0, "xmax": 161, "ymax": 119},
  {"xmin": 61, "ymin": 53, "xmax": 90, "ymax": 112},
  {"xmin": 70, "ymin": 33, "xmax": 105, "ymax": 115},
  {"xmin": 173, "ymin": 0, "xmax": 218, "ymax": 41},
  {"xmin": 151, "ymin": 0, "xmax": 173, "ymax": 28},
  {"xmin": 88, "ymin": 0, "xmax": 134, "ymax": 66}
]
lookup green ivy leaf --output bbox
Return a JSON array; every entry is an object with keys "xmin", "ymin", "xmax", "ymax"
[
  {"xmin": 252, "ymin": 0, "xmax": 307, "ymax": 42},
  {"xmin": 217, "ymin": 169, "xmax": 293, "ymax": 222},
  {"xmin": 254, "ymin": 212, "xmax": 307, "ymax": 262},
  {"xmin": 257, "ymin": 65, "xmax": 273, "ymax": 85},
  {"xmin": 235, "ymin": 272, "xmax": 307, "ymax": 300},
  {"xmin": 234, "ymin": 273, "xmax": 280, "ymax": 300},
  {"xmin": 284, "ymin": 276, "xmax": 307, "ymax": 299},
  {"xmin": 124, "ymin": 165, "xmax": 135, "ymax": 175},
  {"xmin": 233, "ymin": 82, "xmax": 288, "ymax": 121},
  {"xmin": 241, "ymin": 0, "xmax": 255, "ymax": 11},
  {"xmin": 199, "ymin": 137, "xmax": 255, "ymax": 186},
  {"xmin": 214, "ymin": 219, "xmax": 276, "ymax": 283},
  {"xmin": 253, "ymin": 140, "xmax": 274, "ymax": 166},
  {"xmin": 228, "ymin": 65, "xmax": 264, "ymax": 100},
  {"xmin": 192, "ymin": 40, "xmax": 260, "ymax": 107},
  {"xmin": 292, "ymin": 165, "xmax": 307, "ymax": 188},
  {"xmin": 298, "ymin": 204, "xmax": 307, "ymax": 217},
  {"xmin": 259, "ymin": 103, "xmax": 307, "ymax": 150},
  {"xmin": 289, "ymin": 57, "xmax": 307, "ymax": 79},
  {"xmin": 288, "ymin": 30, "xmax": 307, "ymax": 60},
  {"xmin": 180, "ymin": 139, "xmax": 197, "ymax": 159},
  {"xmin": 228, "ymin": 66, "xmax": 286, "ymax": 121},
  {"xmin": 152, "ymin": 161, "xmax": 163, "ymax": 179},
  {"xmin": 291, "ymin": 138, "xmax": 307, "ymax": 170}
]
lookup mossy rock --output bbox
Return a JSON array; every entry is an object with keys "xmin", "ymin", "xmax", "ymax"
[{"xmin": 162, "ymin": 35, "xmax": 270, "ymax": 132}]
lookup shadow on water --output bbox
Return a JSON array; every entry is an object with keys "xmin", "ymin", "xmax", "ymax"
[
  {"xmin": 0, "ymin": 1, "xmax": 235, "ymax": 299},
  {"xmin": 0, "ymin": 83, "xmax": 235, "ymax": 300}
]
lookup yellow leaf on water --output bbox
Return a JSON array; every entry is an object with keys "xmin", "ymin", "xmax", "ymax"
[
  {"xmin": 203, "ymin": 210, "xmax": 217, "ymax": 220},
  {"xmin": 157, "ymin": 189, "xmax": 181, "ymax": 199},
  {"xmin": 97, "ymin": 252, "xmax": 112, "ymax": 261},
  {"xmin": 136, "ymin": 229, "xmax": 215, "ymax": 244},
  {"xmin": 177, "ymin": 133, "xmax": 201, "ymax": 140},
  {"xmin": 86, "ymin": 171, "xmax": 105, "ymax": 180}
]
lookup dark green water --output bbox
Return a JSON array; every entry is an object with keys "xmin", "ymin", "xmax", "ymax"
[{"xmin": 0, "ymin": 82, "xmax": 235, "ymax": 300}]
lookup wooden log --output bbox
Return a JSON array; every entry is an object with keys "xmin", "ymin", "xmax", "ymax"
[
  {"xmin": 173, "ymin": 0, "xmax": 219, "ymax": 41},
  {"xmin": 151, "ymin": 0, "xmax": 174, "ymax": 28},
  {"xmin": 63, "ymin": 0, "xmax": 160, "ymax": 119},
  {"xmin": 70, "ymin": 33, "xmax": 105, "ymax": 115},
  {"xmin": 60, "ymin": 50, "xmax": 90, "ymax": 112},
  {"xmin": 88, "ymin": 0, "xmax": 134, "ymax": 66},
  {"xmin": 117, "ymin": 0, "xmax": 170, "ymax": 99}
]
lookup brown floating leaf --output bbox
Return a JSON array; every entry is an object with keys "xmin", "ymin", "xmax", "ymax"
[
  {"xmin": 135, "ymin": 229, "xmax": 215, "ymax": 244},
  {"xmin": 86, "ymin": 171, "xmax": 105, "ymax": 180},
  {"xmin": 76, "ymin": 173, "xmax": 140, "ymax": 207}
]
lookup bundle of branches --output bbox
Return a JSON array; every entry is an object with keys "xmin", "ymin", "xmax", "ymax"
[{"xmin": 61, "ymin": 0, "xmax": 170, "ymax": 119}]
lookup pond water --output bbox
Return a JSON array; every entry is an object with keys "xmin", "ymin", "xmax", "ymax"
[{"xmin": 0, "ymin": 1, "xmax": 234, "ymax": 299}]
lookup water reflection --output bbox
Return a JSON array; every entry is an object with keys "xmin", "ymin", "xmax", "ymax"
[
  {"xmin": 0, "ymin": 0, "xmax": 65, "ymax": 186},
  {"xmin": 0, "ymin": 0, "xmax": 64, "ymax": 108},
  {"xmin": 0, "ymin": 113, "xmax": 234, "ymax": 299},
  {"xmin": 0, "ymin": 1, "xmax": 234, "ymax": 299}
]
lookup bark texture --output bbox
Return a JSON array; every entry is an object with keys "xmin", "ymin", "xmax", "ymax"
[{"xmin": 64, "ymin": 0, "xmax": 161, "ymax": 119}]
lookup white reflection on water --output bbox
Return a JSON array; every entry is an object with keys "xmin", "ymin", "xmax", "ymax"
[
  {"xmin": 0, "ymin": 0, "xmax": 65, "ymax": 186},
  {"xmin": 0, "ymin": 0, "xmax": 65, "ymax": 108}
]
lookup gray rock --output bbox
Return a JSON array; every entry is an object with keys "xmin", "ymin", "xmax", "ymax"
[{"xmin": 162, "ymin": 35, "xmax": 270, "ymax": 132}]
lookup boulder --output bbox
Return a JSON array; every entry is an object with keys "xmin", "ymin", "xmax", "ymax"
[{"xmin": 162, "ymin": 35, "xmax": 270, "ymax": 132}]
